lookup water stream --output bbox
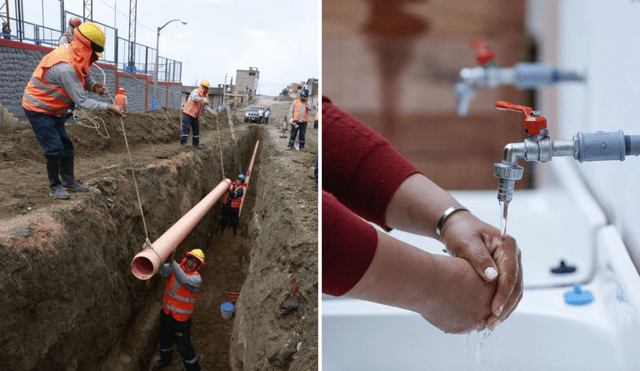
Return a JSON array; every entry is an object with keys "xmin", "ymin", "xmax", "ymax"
[
  {"xmin": 499, "ymin": 200, "xmax": 510, "ymax": 237},
  {"xmin": 464, "ymin": 326, "xmax": 500, "ymax": 370}
]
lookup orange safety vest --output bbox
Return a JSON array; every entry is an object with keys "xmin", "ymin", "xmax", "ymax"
[
  {"xmin": 115, "ymin": 92, "xmax": 126, "ymax": 110},
  {"xmin": 292, "ymin": 99, "xmax": 309, "ymax": 123},
  {"xmin": 22, "ymin": 29, "xmax": 93, "ymax": 116},
  {"xmin": 183, "ymin": 87, "xmax": 207, "ymax": 120},
  {"xmin": 162, "ymin": 264, "xmax": 200, "ymax": 321},
  {"xmin": 222, "ymin": 183, "xmax": 246, "ymax": 209}
]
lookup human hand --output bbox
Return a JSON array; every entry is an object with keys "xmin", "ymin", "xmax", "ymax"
[
  {"xmin": 93, "ymin": 83, "xmax": 109, "ymax": 95},
  {"xmin": 440, "ymin": 212, "xmax": 523, "ymax": 328},
  {"xmin": 107, "ymin": 104, "xmax": 125, "ymax": 117},
  {"xmin": 420, "ymin": 253, "xmax": 497, "ymax": 333},
  {"xmin": 344, "ymin": 230, "xmax": 496, "ymax": 334}
]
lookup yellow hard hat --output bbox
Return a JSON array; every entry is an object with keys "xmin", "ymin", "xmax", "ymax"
[
  {"xmin": 186, "ymin": 249, "xmax": 205, "ymax": 267},
  {"xmin": 77, "ymin": 22, "xmax": 105, "ymax": 57},
  {"xmin": 200, "ymin": 80, "xmax": 210, "ymax": 88},
  {"xmin": 119, "ymin": 87, "xmax": 125, "ymax": 92}
]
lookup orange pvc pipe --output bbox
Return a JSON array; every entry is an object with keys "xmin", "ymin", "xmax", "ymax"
[
  {"xmin": 131, "ymin": 178, "xmax": 232, "ymax": 280},
  {"xmin": 239, "ymin": 140, "xmax": 259, "ymax": 217}
]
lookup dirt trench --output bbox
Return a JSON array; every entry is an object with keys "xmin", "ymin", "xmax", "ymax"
[{"xmin": 0, "ymin": 102, "xmax": 318, "ymax": 370}]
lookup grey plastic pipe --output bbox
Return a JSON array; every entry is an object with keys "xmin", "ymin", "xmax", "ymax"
[{"xmin": 131, "ymin": 178, "xmax": 232, "ymax": 280}]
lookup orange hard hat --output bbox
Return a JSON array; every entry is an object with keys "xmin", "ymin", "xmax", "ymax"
[{"xmin": 119, "ymin": 87, "xmax": 125, "ymax": 92}]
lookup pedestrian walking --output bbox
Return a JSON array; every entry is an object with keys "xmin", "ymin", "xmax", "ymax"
[
  {"xmin": 152, "ymin": 249, "xmax": 205, "ymax": 371},
  {"xmin": 286, "ymin": 90, "xmax": 310, "ymax": 151},
  {"xmin": 22, "ymin": 22, "xmax": 125, "ymax": 199},
  {"xmin": 181, "ymin": 80, "xmax": 214, "ymax": 148}
]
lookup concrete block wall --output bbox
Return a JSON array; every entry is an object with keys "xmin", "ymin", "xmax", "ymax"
[
  {"xmin": 0, "ymin": 41, "xmax": 48, "ymax": 117},
  {"xmin": 116, "ymin": 73, "xmax": 149, "ymax": 112},
  {"xmin": 0, "ymin": 40, "xmax": 182, "ymax": 116}
]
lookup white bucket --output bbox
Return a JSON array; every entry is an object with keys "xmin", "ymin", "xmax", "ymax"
[{"xmin": 221, "ymin": 301, "xmax": 234, "ymax": 320}]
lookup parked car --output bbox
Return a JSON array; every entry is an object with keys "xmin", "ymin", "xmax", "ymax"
[{"xmin": 244, "ymin": 106, "xmax": 265, "ymax": 123}]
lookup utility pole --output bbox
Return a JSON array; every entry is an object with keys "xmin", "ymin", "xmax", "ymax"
[
  {"xmin": 222, "ymin": 73, "xmax": 227, "ymax": 107},
  {"xmin": 83, "ymin": 0, "xmax": 93, "ymax": 20},
  {"xmin": 128, "ymin": 0, "xmax": 137, "ymax": 69}
]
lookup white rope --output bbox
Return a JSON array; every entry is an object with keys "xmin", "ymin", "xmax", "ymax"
[
  {"xmin": 68, "ymin": 109, "xmax": 110, "ymax": 138},
  {"xmin": 95, "ymin": 64, "xmax": 151, "ymax": 245}
]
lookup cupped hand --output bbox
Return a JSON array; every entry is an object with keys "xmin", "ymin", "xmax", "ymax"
[
  {"xmin": 439, "ymin": 211, "xmax": 523, "ymax": 328},
  {"xmin": 420, "ymin": 253, "xmax": 497, "ymax": 334}
]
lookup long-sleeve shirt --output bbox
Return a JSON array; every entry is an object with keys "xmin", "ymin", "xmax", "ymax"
[
  {"xmin": 322, "ymin": 96, "xmax": 420, "ymax": 296},
  {"xmin": 41, "ymin": 58, "xmax": 108, "ymax": 111},
  {"xmin": 188, "ymin": 89, "xmax": 215, "ymax": 115},
  {"xmin": 158, "ymin": 260, "xmax": 202, "ymax": 294}
]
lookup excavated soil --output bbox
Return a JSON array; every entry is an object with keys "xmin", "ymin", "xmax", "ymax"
[{"xmin": 0, "ymin": 97, "xmax": 318, "ymax": 371}]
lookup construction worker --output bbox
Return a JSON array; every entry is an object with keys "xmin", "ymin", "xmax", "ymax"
[
  {"xmin": 22, "ymin": 22, "xmax": 125, "ymax": 199},
  {"xmin": 219, "ymin": 174, "xmax": 247, "ymax": 239},
  {"xmin": 115, "ymin": 87, "xmax": 127, "ymax": 111},
  {"xmin": 152, "ymin": 249, "xmax": 205, "ymax": 371},
  {"xmin": 286, "ymin": 90, "xmax": 310, "ymax": 151},
  {"xmin": 2, "ymin": 21, "xmax": 10, "ymax": 40},
  {"xmin": 181, "ymin": 80, "xmax": 214, "ymax": 149},
  {"xmin": 58, "ymin": 17, "xmax": 82, "ymax": 45}
]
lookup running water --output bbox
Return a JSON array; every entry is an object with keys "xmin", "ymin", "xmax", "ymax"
[
  {"xmin": 499, "ymin": 200, "xmax": 510, "ymax": 237},
  {"xmin": 464, "ymin": 326, "xmax": 501, "ymax": 370}
]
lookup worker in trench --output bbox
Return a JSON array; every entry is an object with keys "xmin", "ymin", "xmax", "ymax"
[
  {"xmin": 181, "ymin": 80, "xmax": 215, "ymax": 149},
  {"xmin": 152, "ymin": 249, "xmax": 205, "ymax": 371},
  {"xmin": 115, "ymin": 87, "xmax": 127, "ymax": 112},
  {"xmin": 22, "ymin": 22, "xmax": 125, "ymax": 200},
  {"xmin": 219, "ymin": 174, "xmax": 247, "ymax": 239}
]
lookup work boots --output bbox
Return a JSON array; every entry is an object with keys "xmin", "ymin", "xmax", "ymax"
[
  {"xmin": 61, "ymin": 157, "xmax": 89, "ymax": 192},
  {"xmin": 46, "ymin": 158, "xmax": 69, "ymax": 199},
  {"xmin": 183, "ymin": 359, "xmax": 202, "ymax": 371},
  {"xmin": 152, "ymin": 349, "xmax": 172, "ymax": 370}
]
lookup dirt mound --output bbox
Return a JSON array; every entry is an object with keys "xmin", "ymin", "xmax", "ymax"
[{"xmin": 0, "ymin": 101, "xmax": 318, "ymax": 371}]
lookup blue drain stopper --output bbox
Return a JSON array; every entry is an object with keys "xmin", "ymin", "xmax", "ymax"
[
  {"xmin": 564, "ymin": 284, "xmax": 593, "ymax": 306},
  {"xmin": 221, "ymin": 301, "xmax": 235, "ymax": 312}
]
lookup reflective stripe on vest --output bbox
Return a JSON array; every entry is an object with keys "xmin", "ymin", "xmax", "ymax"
[
  {"xmin": 292, "ymin": 99, "xmax": 309, "ymax": 122},
  {"xmin": 183, "ymin": 89, "xmax": 205, "ymax": 119},
  {"xmin": 222, "ymin": 184, "xmax": 245, "ymax": 209},
  {"xmin": 115, "ymin": 93, "xmax": 126, "ymax": 109},
  {"xmin": 22, "ymin": 45, "xmax": 87, "ymax": 116},
  {"xmin": 162, "ymin": 266, "xmax": 199, "ymax": 321}
]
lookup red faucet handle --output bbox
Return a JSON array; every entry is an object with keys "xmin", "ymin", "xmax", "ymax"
[
  {"xmin": 495, "ymin": 101, "xmax": 547, "ymax": 135},
  {"xmin": 470, "ymin": 38, "xmax": 496, "ymax": 65}
]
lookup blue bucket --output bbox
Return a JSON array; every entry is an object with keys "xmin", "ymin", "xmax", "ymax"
[{"xmin": 221, "ymin": 301, "xmax": 235, "ymax": 319}]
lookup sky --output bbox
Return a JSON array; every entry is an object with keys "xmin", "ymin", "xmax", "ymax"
[{"xmin": 22, "ymin": 0, "xmax": 320, "ymax": 96}]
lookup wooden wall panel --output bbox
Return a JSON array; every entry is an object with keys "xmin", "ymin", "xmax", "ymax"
[{"xmin": 323, "ymin": 0, "xmax": 530, "ymax": 190}]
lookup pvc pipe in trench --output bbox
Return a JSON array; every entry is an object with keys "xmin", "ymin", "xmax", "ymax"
[
  {"xmin": 131, "ymin": 178, "xmax": 232, "ymax": 280},
  {"xmin": 239, "ymin": 140, "xmax": 259, "ymax": 217}
]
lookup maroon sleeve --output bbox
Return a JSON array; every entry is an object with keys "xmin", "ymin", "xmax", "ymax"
[
  {"xmin": 322, "ymin": 191, "xmax": 378, "ymax": 296},
  {"xmin": 322, "ymin": 96, "xmax": 420, "ymax": 228},
  {"xmin": 321, "ymin": 96, "xmax": 421, "ymax": 296}
]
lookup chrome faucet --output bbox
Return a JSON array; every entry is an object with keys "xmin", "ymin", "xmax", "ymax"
[
  {"xmin": 454, "ymin": 39, "xmax": 584, "ymax": 116},
  {"xmin": 493, "ymin": 101, "xmax": 640, "ymax": 202}
]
